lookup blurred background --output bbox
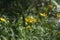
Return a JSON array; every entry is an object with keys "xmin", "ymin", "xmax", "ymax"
[{"xmin": 0, "ymin": 0, "xmax": 60, "ymax": 40}]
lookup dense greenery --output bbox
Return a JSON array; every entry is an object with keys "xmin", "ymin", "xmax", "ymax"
[{"xmin": 0, "ymin": 0, "xmax": 60, "ymax": 40}]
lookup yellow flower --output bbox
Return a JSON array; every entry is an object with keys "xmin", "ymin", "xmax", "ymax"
[
  {"xmin": 39, "ymin": 12, "xmax": 47, "ymax": 17},
  {"xmin": 57, "ymin": 13, "xmax": 60, "ymax": 18},
  {"xmin": 25, "ymin": 16, "xmax": 36, "ymax": 23},
  {"xmin": 48, "ymin": 4, "xmax": 54, "ymax": 9},
  {"xmin": 27, "ymin": 26, "xmax": 31, "ymax": 30},
  {"xmin": 25, "ymin": 18, "xmax": 33, "ymax": 23},
  {"xmin": 0, "ymin": 18, "xmax": 6, "ymax": 22}
]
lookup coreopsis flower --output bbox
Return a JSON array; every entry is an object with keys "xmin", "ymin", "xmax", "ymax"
[
  {"xmin": 48, "ymin": 4, "xmax": 54, "ymax": 9},
  {"xmin": 0, "ymin": 18, "xmax": 6, "ymax": 22},
  {"xmin": 39, "ymin": 12, "xmax": 47, "ymax": 17},
  {"xmin": 57, "ymin": 13, "xmax": 60, "ymax": 18},
  {"xmin": 25, "ymin": 16, "xmax": 36, "ymax": 23}
]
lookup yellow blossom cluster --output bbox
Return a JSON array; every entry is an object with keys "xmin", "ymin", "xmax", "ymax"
[
  {"xmin": 25, "ymin": 16, "xmax": 36, "ymax": 23},
  {"xmin": 0, "ymin": 17, "xmax": 9, "ymax": 23},
  {"xmin": 0, "ymin": 18, "xmax": 6, "ymax": 22}
]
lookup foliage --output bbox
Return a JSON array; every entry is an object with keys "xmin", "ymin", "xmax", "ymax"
[{"xmin": 0, "ymin": 0, "xmax": 60, "ymax": 40}]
